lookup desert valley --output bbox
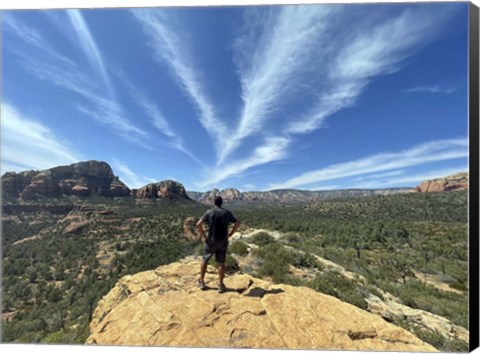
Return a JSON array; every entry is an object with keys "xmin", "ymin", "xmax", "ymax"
[{"xmin": 1, "ymin": 160, "xmax": 470, "ymax": 351}]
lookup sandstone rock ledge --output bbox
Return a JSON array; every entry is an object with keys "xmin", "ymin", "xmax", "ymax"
[{"xmin": 87, "ymin": 257, "xmax": 437, "ymax": 351}]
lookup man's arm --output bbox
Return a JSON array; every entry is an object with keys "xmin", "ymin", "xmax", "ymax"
[
  {"xmin": 196, "ymin": 218, "xmax": 207, "ymax": 240},
  {"xmin": 228, "ymin": 220, "xmax": 241, "ymax": 238}
]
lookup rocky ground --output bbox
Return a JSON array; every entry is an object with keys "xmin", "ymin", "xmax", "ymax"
[
  {"xmin": 231, "ymin": 228, "xmax": 469, "ymax": 345},
  {"xmin": 87, "ymin": 257, "xmax": 437, "ymax": 351}
]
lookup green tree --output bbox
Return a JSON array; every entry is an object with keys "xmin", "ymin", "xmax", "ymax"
[{"xmin": 390, "ymin": 254, "xmax": 414, "ymax": 284}]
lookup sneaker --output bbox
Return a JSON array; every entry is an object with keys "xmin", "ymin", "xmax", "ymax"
[
  {"xmin": 197, "ymin": 280, "xmax": 207, "ymax": 290},
  {"xmin": 218, "ymin": 283, "xmax": 227, "ymax": 294}
]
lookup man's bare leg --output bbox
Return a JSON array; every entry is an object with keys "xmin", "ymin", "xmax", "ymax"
[
  {"xmin": 198, "ymin": 259, "xmax": 208, "ymax": 288},
  {"xmin": 218, "ymin": 263, "xmax": 226, "ymax": 293}
]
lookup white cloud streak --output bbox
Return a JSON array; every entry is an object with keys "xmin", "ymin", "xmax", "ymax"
[
  {"xmin": 67, "ymin": 9, "xmax": 114, "ymax": 94},
  {"xmin": 75, "ymin": 104, "xmax": 150, "ymax": 147},
  {"xmin": 383, "ymin": 166, "xmax": 468, "ymax": 185},
  {"xmin": 1, "ymin": 103, "xmax": 80, "ymax": 173},
  {"xmin": 3, "ymin": 12, "xmax": 77, "ymax": 67},
  {"xmin": 219, "ymin": 5, "xmax": 337, "ymax": 164},
  {"xmin": 269, "ymin": 138, "xmax": 468, "ymax": 190},
  {"xmin": 304, "ymin": 185, "xmax": 340, "ymax": 191},
  {"xmin": 114, "ymin": 69, "xmax": 176, "ymax": 138},
  {"xmin": 132, "ymin": 9, "xmax": 227, "ymax": 151},
  {"xmin": 114, "ymin": 69, "xmax": 205, "ymax": 166},
  {"xmin": 3, "ymin": 13, "xmax": 44, "ymax": 46},
  {"xmin": 135, "ymin": 101, "xmax": 206, "ymax": 165},
  {"xmin": 20, "ymin": 53, "xmax": 98, "ymax": 96},
  {"xmin": 209, "ymin": 6, "xmax": 452, "ymax": 188},
  {"xmin": 65, "ymin": 10, "xmax": 151, "ymax": 144},
  {"xmin": 349, "ymin": 165, "xmax": 468, "ymax": 189},
  {"xmin": 405, "ymin": 85, "xmax": 458, "ymax": 94},
  {"xmin": 353, "ymin": 170, "xmax": 406, "ymax": 182},
  {"xmin": 6, "ymin": 13, "xmax": 149, "ymax": 147},
  {"xmin": 198, "ymin": 136, "xmax": 291, "ymax": 189},
  {"xmin": 111, "ymin": 159, "xmax": 156, "ymax": 189},
  {"xmin": 142, "ymin": 101, "xmax": 176, "ymax": 138},
  {"xmin": 20, "ymin": 53, "xmax": 149, "ymax": 145},
  {"xmin": 287, "ymin": 7, "xmax": 446, "ymax": 134}
]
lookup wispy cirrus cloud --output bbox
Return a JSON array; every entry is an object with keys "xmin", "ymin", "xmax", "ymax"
[
  {"xmin": 114, "ymin": 69, "xmax": 205, "ymax": 166},
  {"xmin": 3, "ymin": 12, "xmax": 76, "ymax": 67},
  {"xmin": 111, "ymin": 159, "xmax": 156, "ymax": 189},
  {"xmin": 19, "ymin": 53, "xmax": 97, "ymax": 97},
  {"xmin": 132, "ymin": 7, "xmax": 309, "ymax": 187},
  {"xmin": 405, "ymin": 85, "xmax": 458, "ymax": 94},
  {"xmin": 268, "ymin": 138, "xmax": 468, "ymax": 190},
  {"xmin": 303, "ymin": 184, "xmax": 340, "ymax": 191},
  {"xmin": 3, "ymin": 13, "xmax": 43, "ymax": 46},
  {"xmin": 113, "ymin": 69, "xmax": 176, "ymax": 139},
  {"xmin": 75, "ymin": 104, "xmax": 150, "ymax": 148},
  {"xmin": 208, "ymin": 6, "xmax": 453, "ymax": 188},
  {"xmin": 382, "ymin": 166, "xmax": 467, "ymax": 185},
  {"xmin": 21, "ymin": 53, "xmax": 150, "ymax": 146},
  {"xmin": 353, "ymin": 170, "xmax": 406, "ymax": 182},
  {"xmin": 6, "ymin": 12, "xmax": 149, "ymax": 147},
  {"xmin": 137, "ymin": 98, "xmax": 206, "ymax": 166},
  {"xmin": 140, "ymin": 99, "xmax": 176, "ymax": 139},
  {"xmin": 197, "ymin": 136, "xmax": 291, "ymax": 189},
  {"xmin": 66, "ymin": 10, "xmax": 150, "ymax": 144},
  {"xmin": 132, "ymin": 9, "xmax": 227, "ymax": 151},
  {"xmin": 219, "ymin": 5, "xmax": 337, "ymax": 164},
  {"xmin": 67, "ymin": 9, "xmax": 114, "ymax": 94},
  {"xmin": 287, "ymin": 7, "xmax": 448, "ymax": 135},
  {"xmin": 349, "ymin": 165, "xmax": 468, "ymax": 189},
  {"xmin": 1, "ymin": 103, "xmax": 80, "ymax": 173}
]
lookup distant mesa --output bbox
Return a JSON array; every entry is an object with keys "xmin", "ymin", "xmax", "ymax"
[
  {"xmin": 1, "ymin": 161, "xmax": 190, "ymax": 201},
  {"xmin": 2, "ymin": 160, "xmax": 130, "ymax": 200},
  {"xmin": 415, "ymin": 172, "xmax": 468, "ymax": 193},
  {"xmin": 187, "ymin": 187, "xmax": 414, "ymax": 204},
  {"xmin": 2, "ymin": 161, "xmax": 468, "ymax": 202},
  {"xmin": 189, "ymin": 188, "xmax": 242, "ymax": 203},
  {"xmin": 188, "ymin": 172, "xmax": 469, "ymax": 204}
]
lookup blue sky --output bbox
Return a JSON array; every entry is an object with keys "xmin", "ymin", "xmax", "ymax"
[{"xmin": 1, "ymin": 3, "xmax": 469, "ymax": 192}]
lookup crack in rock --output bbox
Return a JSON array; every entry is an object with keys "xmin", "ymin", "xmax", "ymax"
[
  {"xmin": 226, "ymin": 309, "xmax": 267, "ymax": 326},
  {"xmin": 347, "ymin": 329, "xmax": 378, "ymax": 340}
]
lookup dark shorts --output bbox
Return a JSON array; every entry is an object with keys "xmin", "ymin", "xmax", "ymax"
[{"xmin": 202, "ymin": 240, "xmax": 228, "ymax": 264}]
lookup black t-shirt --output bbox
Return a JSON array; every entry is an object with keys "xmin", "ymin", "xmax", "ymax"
[{"xmin": 200, "ymin": 207, "xmax": 238, "ymax": 243}]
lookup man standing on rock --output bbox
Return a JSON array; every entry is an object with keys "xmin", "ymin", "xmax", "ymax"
[{"xmin": 196, "ymin": 196, "xmax": 240, "ymax": 293}]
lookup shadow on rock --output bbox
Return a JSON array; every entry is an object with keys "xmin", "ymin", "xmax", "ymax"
[{"xmin": 244, "ymin": 287, "xmax": 284, "ymax": 298}]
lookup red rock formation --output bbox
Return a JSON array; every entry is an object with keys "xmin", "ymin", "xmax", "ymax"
[
  {"xmin": 221, "ymin": 188, "xmax": 242, "ymax": 202},
  {"xmin": 1, "ymin": 161, "xmax": 130, "ymax": 199},
  {"xmin": 415, "ymin": 172, "xmax": 468, "ymax": 193},
  {"xmin": 105, "ymin": 177, "xmax": 130, "ymax": 197},
  {"xmin": 136, "ymin": 183, "xmax": 158, "ymax": 199},
  {"xmin": 135, "ymin": 180, "xmax": 189, "ymax": 200},
  {"xmin": 157, "ymin": 180, "xmax": 188, "ymax": 199}
]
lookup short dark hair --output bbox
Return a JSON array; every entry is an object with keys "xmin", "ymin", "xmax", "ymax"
[{"xmin": 214, "ymin": 196, "xmax": 223, "ymax": 207}]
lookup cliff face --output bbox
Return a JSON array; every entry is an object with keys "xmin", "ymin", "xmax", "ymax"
[
  {"xmin": 135, "ymin": 180, "xmax": 190, "ymax": 200},
  {"xmin": 415, "ymin": 172, "xmax": 468, "ymax": 193},
  {"xmin": 2, "ymin": 161, "xmax": 130, "ymax": 199},
  {"xmin": 1, "ymin": 162, "xmax": 192, "ymax": 202},
  {"xmin": 87, "ymin": 257, "xmax": 436, "ymax": 351}
]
